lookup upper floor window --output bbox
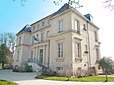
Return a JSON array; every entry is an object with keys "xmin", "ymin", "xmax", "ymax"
[
  {"xmin": 85, "ymin": 45, "xmax": 88, "ymax": 51},
  {"xmin": 19, "ymin": 37, "xmax": 21, "ymax": 45},
  {"xmin": 96, "ymin": 48, "xmax": 99, "ymax": 60},
  {"xmin": 46, "ymin": 31, "xmax": 49, "ymax": 38},
  {"xmin": 58, "ymin": 42, "xmax": 63, "ymax": 57},
  {"xmin": 83, "ymin": 24, "xmax": 87, "ymax": 31},
  {"xmin": 33, "ymin": 26, "xmax": 35, "ymax": 30},
  {"xmin": 42, "ymin": 22, "xmax": 44, "ymax": 26},
  {"xmin": 32, "ymin": 36, "xmax": 34, "ymax": 44},
  {"xmin": 74, "ymin": 19, "xmax": 80, "ymax": 33},
  {"xmin": 37, "ymin": 34, "xmax": 39, "ymax": 41},
  {"xmin": 37, "ymin": 24, "xmax": 39, "ymax": 29},
  {"xmin": 94, "ymin": 31, "xmax": 98, "ymax": 42},
  {"xmin": 41, "ymin": 32, "xmax": 44, "ymax": 41},
  {"xmin": 58, "ymin": 19, "xmax": 63, "ymax": 32}
]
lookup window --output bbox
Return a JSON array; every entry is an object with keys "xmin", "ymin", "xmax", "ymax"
[
  {"xmin": 42, "ymin": 22, "xmax": 44, "ymax": 26},
  {"xmin": 83, "ymin": 24, "xmax": 87, "ymax": 30},
  {"xmin": 37, "ymin": 24, "xmax": 39, "ymax": 29},
  {"xmin": 33, "ymin": 26, "xmax": 35, "ymax": 30},
  {"xmin": 94, "ymin": 31, "xmax": 98, "ymax": 42},
  {"xmin": 74, "ymin": 19, "xmax": 80, "ymax": 33},
  {"xmin": 77, "ymin": 67, "xmax": 81, "ymax": 70},
  {"xmin": 96, "ymin": 48, "xmax": 99, "ymax": 60},
  {"xmin": 41, "ymin": 32, "xmax": 44, "ymax": 41},
  {"xmin": 75, "ymin": 42, "xmax": 81, "ymax": 58},
  {"xmin": 31, "ymin": 51, "xmax": 33, "ymax": 58},
  {"xmin": 57, "ymin": 67, "xmax": 63, "ymax": 71},
  {"xmin": 19, "ymin": 37, "xmax": 21, "ymax": 45},
  {"xmin": 58, "ymin": 19, "xmax": 63, "ymax": 32},
  {"xmin": 37, "ymin": 34, "xmax": 39, "ymax": 41},
  {"xmin": 58, "ymin": 42, "xmax": 63, "ymax": 57},
  {"xmin": 85, "ymin": 45, "xmax": 87, "ymax": 51},
  {"xmin": 17, "ymin": 51, "xmax": 20, "ymax": 60},
  {"xmin": 77, "ymin": 43, "xmax": 81, "ymax": 58},
  {"xmin": 46, "ymin": 31, "xmax": 49, "ymax": 38},
  {"xmin": 84, "ymin": 45, "xmax": 88, "ymax": 53},
  {"xmin": 32, "ymin": 36, "xmax": 34, "ymax": 44},
  {"xmin": 39, "ymin": 49, "xmax": 43, "ymax": 63}
]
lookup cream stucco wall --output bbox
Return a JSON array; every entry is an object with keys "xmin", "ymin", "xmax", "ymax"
[{"xmin": 13, "ymin": 6, "xmax": 100, "ymax": 75}]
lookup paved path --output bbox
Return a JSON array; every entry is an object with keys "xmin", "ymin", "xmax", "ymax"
[
  {"xmin": 0, "ymin": 70, "xmax": 37, "ymax": 81},
  {"xmin": 0, "ymin": 70, "xmax": 114, "ymax": 85},
  {"xmin": 16, "ymin": 79, "xmax": 114, "ymax": 85}
]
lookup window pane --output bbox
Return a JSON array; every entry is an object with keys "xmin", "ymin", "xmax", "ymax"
[
  {"xmin": 58, "ymin": 42, "xmax": 63, "ymax": 57},
  {"xmin": 59, "ymin": 20, "xmax": 63, "ymax": 32},
  {"xmin": 94, "ymin": 31, "xmax": 98, "ymax": 41},
  {"xmin": 75, "ymin": 19, "xmax": 80, "ymax": 33}
]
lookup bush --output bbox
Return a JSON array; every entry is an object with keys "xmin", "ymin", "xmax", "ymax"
[
  {"xmin": 2, "ymin": 64, "xmax": 13, "ymax": 69},
  {"xmin": 13, "ymin": 64, "xmax": 33, "ymax": 72},
  {"xmin": 74, "ymin": 69, "xmax": 88, "ymax": 78},
  {"xmin": 41, "ymin": 69, "xmax": 57, "ymax": 76},
  {"xmin": 25, "ymin": 64, "xmax": 33, "ymax": 72}
]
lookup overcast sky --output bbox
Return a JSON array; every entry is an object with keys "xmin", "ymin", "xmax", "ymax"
[{"xmin": 0, "ymin": 0, "xmax": 114, "ymax": 60}]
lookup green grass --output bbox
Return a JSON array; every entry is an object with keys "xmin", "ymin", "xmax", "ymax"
[
  {"xmin": 0, "ymin": 80, "xmax": 17, "ymax": 85},
  {"xmin": 35, "ymin": 75, "xmax": 114, "ymax": 82}
]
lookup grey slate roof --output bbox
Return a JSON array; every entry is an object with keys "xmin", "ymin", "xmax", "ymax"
[
  {"xmin": 17, "ymin": 24, "xmax": 31, "ymax": 35},
  {"xmin": 17, "ymin": 3, "xmax": 93, "ymax": 35},
  {"xmin": 17, "ymin": 3, "xmax": 71, "ymax": 35},
  {"xmin": 51, "ymin": 3, "xmax": 71, "ymax": 17}
]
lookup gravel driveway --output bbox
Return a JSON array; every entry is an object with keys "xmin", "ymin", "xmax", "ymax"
[
  {"xmin": 0, "ymin": 70, "xmax": 114, "ymax": 85},
  {"xmin": 0, "ymin": 70, "xmax": 37, "ymax": 81}
]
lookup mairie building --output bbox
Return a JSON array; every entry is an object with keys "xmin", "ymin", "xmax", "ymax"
[{"xmin": 13, "ymin": 3, "xmax": 101, "ymax": 76}]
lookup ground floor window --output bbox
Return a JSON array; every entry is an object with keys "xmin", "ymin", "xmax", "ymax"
[
  {"xmin": 57, "ymin": 67, "xmax": 63, "ymax": 71},
  {"xmin": 39, "ymin": 49, "xmax": 43, "ymax": 63},
  {"xmin": 58, "ymin": 42, "xmax": 63, "ymax": 57},
  {"xmin": 75, "ymin": 42, "xmax": 81, "ymax": 58}
]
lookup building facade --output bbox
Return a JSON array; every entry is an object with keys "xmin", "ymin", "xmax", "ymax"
[{"xmin": 13, "ymin": 4, "xmax": 101, "ymax": 75}]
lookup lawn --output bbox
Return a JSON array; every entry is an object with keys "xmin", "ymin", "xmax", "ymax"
[
  {"xmin": 0, "ymin": 80, "xmax": 17, "ymax": 85},
  {"xmin": 35, "ymin": 75, "xmax": 114, "ymax": 82}
]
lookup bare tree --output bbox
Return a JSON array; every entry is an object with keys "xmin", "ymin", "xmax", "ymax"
[{"xmin": 104, "ymin": 0, "xmax": 114, "ymax": 10}]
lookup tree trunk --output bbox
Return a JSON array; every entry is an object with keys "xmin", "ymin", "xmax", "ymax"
[
  {"xmin": 105, "ymin": 72, "xmax": 108, "ymax": 82},
  {"xmin": 2, "ymin": 61, "xmax": 4, "ymax": 68}
]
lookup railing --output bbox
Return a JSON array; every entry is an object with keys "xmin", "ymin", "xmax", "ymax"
[{"xmin": 27, "ymin": 58, "xmax": 48, "ymax": 70}]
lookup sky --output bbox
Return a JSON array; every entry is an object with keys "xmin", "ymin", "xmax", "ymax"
[{"xmin": 0, "ymin": 0, "xmax": 114, "ymax": 60}]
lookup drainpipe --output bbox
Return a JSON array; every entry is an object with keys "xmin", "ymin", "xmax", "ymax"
[
  {"xmin": 86, "ymin": 21, "xmax": 91, "ymax": 69},
  {"xmin": 47, "ymin": 40, "xmax": 50, "ymax": 68}
]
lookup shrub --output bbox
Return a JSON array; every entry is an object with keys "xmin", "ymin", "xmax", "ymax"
[
  {"xmin": 41, "ymin": 69, "xmax": 57, "ymax": 76},
  {"xmin": 25, "ymin": 64, "xmax": 33, "ymax": 72},
  {"xmin": 13, "ymin": 64, "xmax": 33, "ymax": 72}
]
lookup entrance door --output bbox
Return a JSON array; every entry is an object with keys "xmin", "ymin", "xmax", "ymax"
[{"xmin": 39, "ymin": 49, "xmax": 43, "ymax": 63}]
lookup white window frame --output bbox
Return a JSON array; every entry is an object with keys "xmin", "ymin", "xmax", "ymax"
[
  {"xmin": 58, "ymin": 42, "xmax": 63, "ymax": 57},
  {"xmin": 96, "ymin": 48, "xmax": 99, "ymax": 60},
  {"xmin": 75, "ymin": 42, "xmax": 81, "ymax": 58},
  {"xmin": 33, "ymin": 26, "xmax": 35, "ymax": 31},
  {"xmin": 32, "ymin": 36, "xmax": 34, "ymax": 44},
  {"xmin": 19, "ymin": 37, "xmax": 21, "ymax": 45},
  {"xmin": 57, "ymin": 67, "xmax": 63, "ymax": 71},
  {"xmin": 41, "ymin": 32, "xmax": 44, "ymax": 41},
  {"xmin": 42, "ymin": 22, "xmax": 44, "ymax": 26},
  {"xmin": 58, "ymin": 19, "xmax": 63, "ymax": 32},
  {"xmin": 46, "ymin": 31, "xmax": 49, "ymax": 38},
  {"xmin": 74, "ymin": 19, "xmax": 80, "ymax": 33},
  {"xmin": 94, "ymin": 31, "xmax": 98, "ymax": 42}
]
